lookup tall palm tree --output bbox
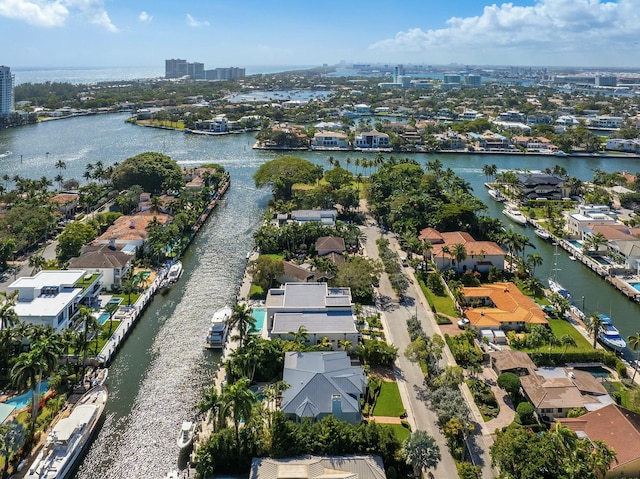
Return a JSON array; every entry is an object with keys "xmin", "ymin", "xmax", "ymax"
[
  {"xmin": 586, "ymin": 313, "xmax": 605, "ymax": 349},
  {"xmin": 441, "ymin": 245, "xmax": 452, "ymax": 271},
  {"xmin": 628, "ymin": 332, "xmax": 640, "ymax": 382},
  {"xmin": 526, "ymin": 252, "xmax": 544, "ymax": 277},
  {"xmin": 451, "ymin": 243, "xmax": 467, "ymax": 273},
  {"xmin": 338, "ymin": 339, "xmax": 353, "ymax": 353},
  {"xmin": 0, "ymin": 419, "xmax": 25, "ymax": 479},
  {"xmin": 11, "ymin": 348, "xmax": 48, "ymax": 426},
  {"xmin": 28, "ymin": 254, "xmax": 46, "ymax": 275},
  {"xmin": 220, "ymin": 377, "xmax": 256, "ymax": 442},
  {"xmin": 288, "ymin": 325, "xmax": 309, "ymax": 348},
  {"xmin": 227, "ymin": 303, "xmax": 255, "ymax": 347},
  {"xmin": 0, "ymin": 292, "xmax": 18, "ymax": 331},
  {"xmin": 197, "ymin": 384, "xmax": 222, "ymax": 432}
]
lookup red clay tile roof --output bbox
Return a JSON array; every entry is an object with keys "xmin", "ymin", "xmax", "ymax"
[
  {"xmin": 95, "ymin": 210, "xmax": 172, "ymax": 242},
  {"xmin": 462, "ymin": 282, "xmax": 547, "ymax": 328}
]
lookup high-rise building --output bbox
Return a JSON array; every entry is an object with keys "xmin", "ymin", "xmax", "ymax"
[
  {"xmin": 465, "ymin": 74, "xmax": 482, "ymax": 87},
  {"xmin": 595, "ymin": 75, "xmax": 617, "ymax": 87},
  {"xmin": 0, "ymin": 65, "xmax": 15, "ymax": 116},
  {"xmin": 165, "ymin": 59, "xmax": 188, "ymax": 78},
  {"xmin": 393, "ymin": 64, "xmax": 404, "ymax": 84},
  {"xmin": 204, "ymin": 67, "xmax": 246, "ymax": 81},
  {"xmin": 187, "ymin": 62, "xmax": 205, "ymax": 80}
]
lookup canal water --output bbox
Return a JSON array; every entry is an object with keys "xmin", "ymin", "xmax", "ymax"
[{"xmin": 2, "ymin": 114, "xmax": 640, "ymax": 475}]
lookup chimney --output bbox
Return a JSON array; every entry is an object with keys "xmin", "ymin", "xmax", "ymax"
[
  {"xmin": 109, "ymin": 237, "xmax": 116, "ymax": 250},
  {"xmin": 331, "ymin": 394, "xmax": 342, "ymax": 419}
]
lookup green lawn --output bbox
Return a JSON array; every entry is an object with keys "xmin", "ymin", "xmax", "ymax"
[
  {"xmin": 419, "ymin": 280, "xmax": 459, "ymax": 317},
  {"xmin": 112, "ymin": 292, "xmax": 140, "ymax": 306},
  {"xmin": 547, "ymin": 318, "xmax": 593, "ymax": 351},
  {"xmin": 373, "ymin": 381, "xmax": 405, "ymax": 417},
  {"xmin": 381, "ymin": 423, "xmax": 410, "ymax": 443}
]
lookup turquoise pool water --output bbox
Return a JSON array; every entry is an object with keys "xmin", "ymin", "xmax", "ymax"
[
  {"xmin": 630, "ymin": 282, "xmax": 640, "ymax": 292},
  {"xmin": 98, "ymin": 311, "xmax": 111, "ymax": 325},
  {"xmin": 568, "ymin": 239, "xmax": 582, "ymax": 248},
  {"xmin": 251, "ymin": 307, "xmax": 265, "ymax": 334},
  {"xmin": 107, "ymin": 297, "xmax": 123, "ymax": 307},
  {"xmin": 4, "ymin": 382, "xmax": 49, "ymax": 409}
]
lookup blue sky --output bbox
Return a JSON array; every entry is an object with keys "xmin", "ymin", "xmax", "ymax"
[{"xmin": 0, "ymin": 0, "xmax": 638, "ymax": 68}]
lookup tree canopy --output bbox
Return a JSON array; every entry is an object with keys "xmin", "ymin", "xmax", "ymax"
[
  {"xmin": 110, "ymin": 152, "xmax": 183, "ymax": 193},
  {"xmin": 253, "ymin": 156, "xmax": 321, "ymax": 201}
]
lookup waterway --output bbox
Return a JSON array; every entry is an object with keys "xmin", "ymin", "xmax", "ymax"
[{"xmin": 2, "ymin": 114, "xmax": 640, "ymax": 475}]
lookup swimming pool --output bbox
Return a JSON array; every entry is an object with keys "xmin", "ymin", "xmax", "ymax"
[
  {"xmin": 568, "ymin": 239, "xmax": 582, "ymax": 249},
  {"xmin": 97, "ymin": 311, "xmax": 111, "ymax": 325},
  {"xmin": 574, "ymin": 366, "xmax": 611, "ymax": 378},
  {"xmin": 251, "ymin": 307, "xmax": 265, "ymax": 334},
  {"xmin": 4, "ymin": 382, "xmax": 49, "ymax": 409},
  {"xmin": 107, "ymin": 297, "xmax": 123, "ymax": 307},
  {"xmin": 630, "ymin": 282, "xmax": 640, "ymax": 292}
]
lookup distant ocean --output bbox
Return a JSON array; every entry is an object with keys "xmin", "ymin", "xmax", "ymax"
[{"xmin": 12, "ymin": 64, "xmax": 318, "ymax": 85}]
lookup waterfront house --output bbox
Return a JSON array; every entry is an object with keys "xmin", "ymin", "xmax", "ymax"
[
  {"xmin": 310, "ymin": 131, "xmax": 350, "ymax": 150},
  {"xmin": 460, "ymin": 282, "xmax": 548, "ymax": 331},
  {"xmin": 7, "ymin": 269, "xmax": 103, "ymax": 331},
  {"xmin": 194, "ymin": 115, "xmax": 228, "ymax": 133},
  {"xmin": 94, "ymin": 210, "xmax": 173, "ymax": 251},
  {"xmin": 354, "ymin": 130, "xmax": 391, "ymax": 151},
  {"xmin": 566, "ymin": 205, "xmax": 619, "ymax": 238},
  {"xmin": 467, "ymin": 132, "xmax": 513, "ymax": 151},
  {"xmin": 278, "ymin": 261, "xmax": 333, "ymax": 284},
  {"xmin": 510, "ymin": 172, "xmax": 568, "ymax": 201},
  {"xmin": 250, "ymin": 455, "xmax": 387, "ymax": 479},
  {"xmin": 68, "ymin": 243, "xmax": 133, "ymax": 289},
  {"xmin": 417, "ymin": 228, "xmax": 505, "ymax": 273},
  {"xmin": 606, "ymin": 138, "xmax": 640, "ymax": 153},
  {"xmin": 280, "ymin": 351, "xmax": 366, "ymax": 424},
  {"xmin": 290, "ymin": 209, "xmax": 338, "ymax": 227},
  {"xmin": 559, "ymin": 404, "xmax": 640, "ymax": 478},
  {"xmin": 315, "ymin": 236, "xmax": 345, "ymax": 257},
  {"xmin": 265, "ymin": 283, "xmax": 359, "ymax": 348},
  {"xmin": 520, "ymin": 367, "xmax": 611, "ymax": 422}
]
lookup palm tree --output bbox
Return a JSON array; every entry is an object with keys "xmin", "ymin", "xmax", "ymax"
[
  {"xmin": 10, "ymin": 346, "xmax": 51, "ymax": 426},
  {"xmin": 338, "ymin": 339, "xmax": 353, "ymax": 353},
  {"xmin": 227, "ymin": 303, "xmax": 255, "ymax": 347},
  {"xmin": 526, "ymin": 252, "xmax": 543, "ymax": 277},
  {"xmin": 220, "ymin": 377, "xmax": 255, "ymax": 442},
  {"xmin": 441, "ymin": 245, "xmax": 452, "ymax": 270},
  {"xmin": 402, "ymin": 430, "xmax": 441, "ymax": 478},
  {"xmin": 197, "ymin": 384, "xmax": 222, "ymax": 432},
  {"xmin": 586, "ymin": 313, "xmax": 605, "ymax": 349},
  {"xmin": 0, "ymin": 419, "xmax": 25, "ymax": 479},
  {"xmin": 628, "ymin": 332, "xmax": 640, "ymax": 382},
  {"xmin": 28, "ymin": 254, "xmax": 46, "ymax": 275},
  {"xmin": 559, "ymin": 334, "xmax": 577, "ymax": 360},
  {"xmin": 288, "ymin": 325, "xmax": 309, "ymax": 348},
  {"xmin": 451, "ymin": 243, "xmax": 467, "ymax": 273},
  {"xmin": 317, "ymin": 336, "xmax": 332, "ymax": 351},
  {"xmin": 0, "ymin": 292, "xmax": 18, "ymax": 331}
]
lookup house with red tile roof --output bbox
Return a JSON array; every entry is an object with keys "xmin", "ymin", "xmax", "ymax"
[
  {"xmin": 560, "ymin": 403, "xmax": 640, "ymax": 477},
  {"xmin": 461, "ymin": 282, "xmax": 548, "ymax": 330},
  {"xmin": 418, "ymin": 228, "xmax": 505, "ymax": 273},
  {"xmin": 93, "ymin": 210, "xmax": 173, "ymax": 250}
]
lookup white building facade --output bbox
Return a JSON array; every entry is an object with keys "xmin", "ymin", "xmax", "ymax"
[{"xmin": 0, "ymin": 65, "xmax": 15, "ymax": 116}]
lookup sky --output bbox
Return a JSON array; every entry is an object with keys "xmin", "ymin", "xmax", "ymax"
[{"xmin": 0, "ymin": 0, "xmax": 639, "ymax": 69}]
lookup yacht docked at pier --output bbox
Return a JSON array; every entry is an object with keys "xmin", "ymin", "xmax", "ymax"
[
  {"xmin": 205, "ymin": 306, "xmax": 233, "ymax": 350},
  {"xmin": 26, "ymin": 385, "xmax": 108, "ymax": 479}
]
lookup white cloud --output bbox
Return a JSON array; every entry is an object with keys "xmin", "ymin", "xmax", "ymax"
[
  {"xmin": 186, "ymin": 13, "xmax": 209, "ymax": 28},
  {"xmin": 139, "ymin": 11, "xmax": 151, "ymax": 23},
  {"xmin": 0, "ymin": 0, "xmax": 117, "ymax": 31},
  {"xmin": 0, "ymin": 0, "xmax": 69, "ymax": 27},
  {"xmin": 369, "ymin": 0, "xmax": 640, "ymax": 65}
]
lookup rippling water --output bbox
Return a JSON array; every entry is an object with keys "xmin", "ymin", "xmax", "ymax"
[{"xmin": 3, "ymin": 114, "xmax": 640, "ymax": 476}]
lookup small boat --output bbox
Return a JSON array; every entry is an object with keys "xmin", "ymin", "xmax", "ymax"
[
  {"xmin": 502, "ymin": 204, "xmax": 528, "ymax": 225},
  {"xmin": 25, "ymin": 385, "xmax": 108, "ymax": 479},
  {"xmin": 569, "ymin": 255, "xmax": 577, "ymax": 261},
  {"xmin": 488, "ymin": 189, "xmax": 506, "ymax": 202},
  {"xmin": 534, "ymin": 228, "xmax": 551, "ymax": 240},
  {"xmin": 548, "ymin": 278, "xmax": 573, "ymax": 303},
  {"xmin": 177, "ymin": 421, "xmax": 195, "ymax": 450},
  {"xmin": 205, "ymin": 306, "xmax": 233, "ymax": 350},
  {"xmin": 0, "ymin": 151, "xmax": 11, "ymax": 158},
  {"xmin": 167, "ymin": 260, "xmax": 183, "ymax": 283},
  {"xmin": 597, "ymin": 314, "xmax": 627, "ymax": 352}
]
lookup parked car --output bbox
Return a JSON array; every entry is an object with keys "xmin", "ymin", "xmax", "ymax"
[{"xmin": 457, "ymin": 318, "xmax": 470, "ymax": 329}]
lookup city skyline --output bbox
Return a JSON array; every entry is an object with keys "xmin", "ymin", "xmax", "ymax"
[{"xmin": 0, "ymin": 0, "xmax": 639, "ymax": 69}]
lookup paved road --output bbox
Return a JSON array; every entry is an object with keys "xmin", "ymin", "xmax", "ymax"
[{"xmin": 360, "ymin": 210, "xmax": 497, "ymax": 478}]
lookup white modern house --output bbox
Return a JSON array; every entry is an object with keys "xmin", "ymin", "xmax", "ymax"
[
  {"xmin": 310, "ymin": 131, "xmax": 350, "ymax": 150},
  {"xmin": 566, "ymin": 205, "xmax": 619, "ymax": 238},
  {"xmin": 290, "ymin": 209, "xmax": 338, "ymax": 227},
  {"xmin": 7, "ymin": 270, "xmax": 103, "ymax": 331},
  {"xmin": 354, "ymin": 131, "xmax": 391, "ymax": 151},
  {"xmin": 265, "ymin": 283, "xmax": 359, "ymax": 347}
]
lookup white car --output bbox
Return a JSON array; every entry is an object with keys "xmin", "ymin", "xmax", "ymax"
[{"xmin": 457, "ymin": 318, "xmax": 470, "ymax": 329}]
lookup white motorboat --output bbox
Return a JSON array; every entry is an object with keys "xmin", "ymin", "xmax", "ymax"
[
  {"xmin": 548, "ymin": 278, "xmax": 573, "ymax": 303},
  {"xmin": 597, "ymin": 314, "xmax": 627, "ymax": 352},
  {"xmin": 502, "ymin": 204, "xmax": 528, "ymax": 225},
  {"xmin": 26, "ymin": 385, "xmax": 108, "ymax": 479},
  {"xmin": 177, "ymin": 421, "xmax": 195, "ymax": 450},
  {"xmin": 534, "ymin": 228, "xmax": 551, "ymax": 240},
  {"xmin": 488, "ymin": 189, "xmax": 506, "ymax": 202},
  {"xmin": 205, "ymin": 306, "xmax": 233, "ymax": 350},
  {"xmin": 167, "ymin": 260, "xmax": 183, "ymax": 283}
]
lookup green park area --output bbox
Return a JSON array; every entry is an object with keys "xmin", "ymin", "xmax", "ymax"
[{"xmin": 372, "ymin": 381, "xmax": 404, "ymax": 417}]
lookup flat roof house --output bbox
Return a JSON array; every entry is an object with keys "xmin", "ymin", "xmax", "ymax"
[
  {"xmin": 266, "ymin": 283, "xmax": 358, "ymax": 348},
  {"xmin": 281, "ymin": 352, "xmax": 366, "ymax": 424},
  {"xmin": 7, "ymin": 269, "xmax": 103, "ymax": 331},
  {"xmin": 250, "ymin": 455, "xmax": 387, "ymax": 479}
]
